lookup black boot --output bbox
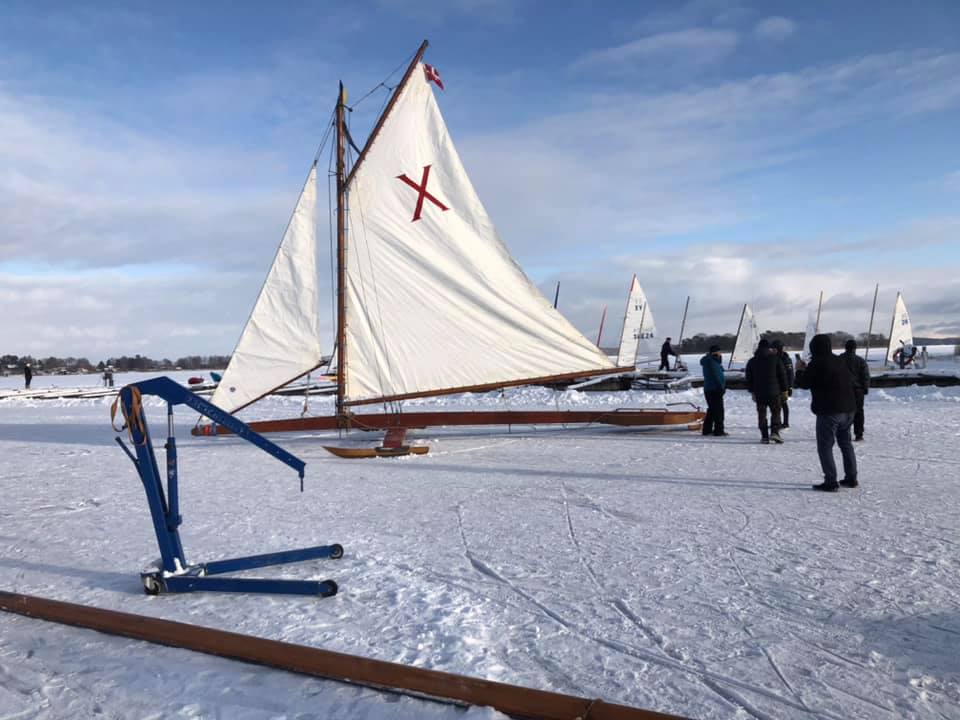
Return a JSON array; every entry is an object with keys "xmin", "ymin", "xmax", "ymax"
[{"xmin": 813, "ymin": 480, "xmax": 839, "ymax": 492}]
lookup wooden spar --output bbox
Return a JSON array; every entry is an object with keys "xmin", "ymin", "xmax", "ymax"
[
  {"xmin": 864, "ymin": 282, "xmax": 879, "ymax": 362},
  {"xmin": 335, "ymin": 82, "xmax": 347, "ymax": 421},
  {"xmin": 597, "ymin": 304, "xmax": 608, "ymax": 346},
  {"xmin": 729, "ymin": 303, "xmax": 746, "ymax": 369},
  {"xmin": 193, "ymin": 407, "xmax": 705, "ymax": 436},
  {"xmin": 885, "ymin": 291, "xmax": 901, "ymax": 364},
  {"xmin": 345, "ymin": 40, "xmax": 429, "ymax": 188},
  {"xmin": 677, "ymin": 296, "xmax": 690, "ymax": 348},
  {"xmin": 0, "ymin": 591, "xmax": 686, "ymax": 720},
  {"xmin": 553, "ymin": 280, "xmax": 560, "ymax": 308},
  {"xmin": 815, "ymin": 290, "xmax": 823, "ymax": 333},
  {"xmin": 343, "ymin": 365, "xmax": 639, "ymax": 406}
]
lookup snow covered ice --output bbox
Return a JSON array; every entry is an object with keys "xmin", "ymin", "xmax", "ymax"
[{"xmin": 1, "ymin": 371, "xmax": 959, "ymax": 719}]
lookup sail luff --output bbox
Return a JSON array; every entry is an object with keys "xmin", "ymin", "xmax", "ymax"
[
  {"xmin": 209, "ymin": 166, "xmax": 322, "ymax": 415},
  {"xmin": 886, "ymin": 291, "xmax": 900, "ymax": 363},
  {"xmin": 729, "ymin": 304, "xmax": 746, "ymax": 369}
]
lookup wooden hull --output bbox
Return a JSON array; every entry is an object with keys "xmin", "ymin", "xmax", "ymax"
[{"xmin": 193, "ymin": 408, "xmax": 704, "ymax": 436}]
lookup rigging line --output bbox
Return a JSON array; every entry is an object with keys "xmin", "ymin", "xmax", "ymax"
[
  {"xmin": 312, "ymin": 108, "xmax": 337, "ymax": 166},
  {"xmin": 347, "ymin": 49, "xmax": 417, "ymax": 110},
  {"xmin": 327, "ymin": 139, "xmax": 338, "ymax": 371}
]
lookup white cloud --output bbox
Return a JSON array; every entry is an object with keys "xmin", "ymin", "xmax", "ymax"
[
  {"xmin": 570, "ymin": 28, "xmax": 739, "ymax": 74},
  {"xmin": 754, "ymin": 16, "xmax": 796, "ymax": 42}
]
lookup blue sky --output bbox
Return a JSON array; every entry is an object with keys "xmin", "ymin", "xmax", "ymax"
[{"xmin": 1, "ymin": 0, "xmax": 959, "ymax": 358}]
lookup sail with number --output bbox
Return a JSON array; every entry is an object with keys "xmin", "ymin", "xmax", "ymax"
[
  {"xmin": 615, "ymin": 275, "xmax": 658, "ymax": 367},
  {"xmin": 210, "ymin": 167, "xmax": 322, "ymax": 414},
  {"xmin": 885, "ymin": 292, "xmax": 913, "ymax": 364},
  {"xmin": 340, "ymin": 62, "xmax": 615, "ymax": 404},
  {"xmin": 730, "ymin": 304, "xmax": 761, "ymax": 367}
]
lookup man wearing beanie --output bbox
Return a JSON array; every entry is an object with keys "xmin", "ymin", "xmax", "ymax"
[
  {"xmin": 699, "ymin": 344, "xmax": 727, "ymax": 436},
  {"xmin": 842, "ymin": 338, "xmax": 871, "ymax": 441},
  {"xmin": 795, "ymin": 333, "xmax": 858, "ymax": 491},
  {"xmin": 745, "ymin": 337, "xmax": 788, "ymax": 443}
]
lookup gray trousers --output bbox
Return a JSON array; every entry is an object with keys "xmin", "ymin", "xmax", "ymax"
[{"xmin": 816, "ymin": 412, "xmax": 857, "ymax": 483}]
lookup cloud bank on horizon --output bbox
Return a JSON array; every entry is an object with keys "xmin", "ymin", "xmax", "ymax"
[{"xmin": 1, "ymin": 0, "xmax": 959, "ymax": 359}]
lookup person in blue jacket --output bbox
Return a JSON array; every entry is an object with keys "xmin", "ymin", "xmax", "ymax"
[{"xmin": 700, "ymin": 344, "xmax": 727, "ymax": 436}]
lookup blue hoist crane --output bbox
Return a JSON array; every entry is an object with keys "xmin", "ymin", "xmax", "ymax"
[{"xmin": 112, "ymin": 377, "xmax": 342, "ymax": 597}]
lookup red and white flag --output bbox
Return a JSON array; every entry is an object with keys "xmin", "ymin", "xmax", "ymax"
[{"xmin": 423, "ymin": 63, "xmax": 444, "ymax": 90}]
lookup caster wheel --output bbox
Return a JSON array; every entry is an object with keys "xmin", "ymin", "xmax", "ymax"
[
  {"xmin": 142, "ymin": 575, "xmax": 161, "ymax": 596},
  {"xmin": 330, "ymin": 544, "xmax": 344, "ymax": 560}
]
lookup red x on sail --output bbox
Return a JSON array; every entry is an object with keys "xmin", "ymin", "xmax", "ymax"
[{"xmin": 396, "ymin": 164, "xmax": 449, "ymax": 222}]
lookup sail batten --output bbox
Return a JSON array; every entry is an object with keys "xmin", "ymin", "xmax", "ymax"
[
  {"xmin": 210, "ymin": 167, "xmax": 322, "ymax": 414},
  {"xmin": 342, "ymin": 63, "xmax": 613, "ymax": 403}
]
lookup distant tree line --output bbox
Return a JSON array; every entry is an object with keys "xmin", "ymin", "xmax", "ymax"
[
  {"xmin": 1, "ymin": 353, "xmax": 230, "ymax": 374},
  {"xmin": 677, "ymin": 331, "xmax": 890, "ymax": 355}
]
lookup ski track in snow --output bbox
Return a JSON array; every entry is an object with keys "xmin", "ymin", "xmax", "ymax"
[{"xmin": 2, "ymin": 369, "xmax": 960, "ymax": 719}]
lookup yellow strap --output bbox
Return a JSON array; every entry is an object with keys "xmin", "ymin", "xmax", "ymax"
[{"xmin": 110, "ymin": 387, "xmax": 148, "ymax": 445}]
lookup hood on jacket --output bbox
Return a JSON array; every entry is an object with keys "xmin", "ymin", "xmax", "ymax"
[{"xmin": 810, "ymin": 333, "xmax": 833, "ymax": 358}]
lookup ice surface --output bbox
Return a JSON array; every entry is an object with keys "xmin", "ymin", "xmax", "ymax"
[{"xmin": 1, "ymin": 371, "xmax": 959, "ymax": 719}]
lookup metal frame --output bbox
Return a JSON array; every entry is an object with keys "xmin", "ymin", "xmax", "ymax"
[{"xmin": 114, "ymin": 377, "xmax": 342, "ymax": 597}]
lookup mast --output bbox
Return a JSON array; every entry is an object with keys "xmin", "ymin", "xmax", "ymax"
[
  {"xmin": 729, "ymin": 303, "xmax": 746, "ymax": 369},
  {"xmin": 553, "ymin": 281, "xmax": 560, "ymax": 309},
  {"xmin": 886, "ymin": 291, "xmax": 901, "ymax": 365},
  {"xmin": 677, "ymin": 295, "xmax": 690, "ymax": 348},
  {"xmin": 864, "ymin": 282, "xmax": 879, "ymax": 362},
  {"xmin": 633, "ymin": 302, "xmax": 647, "ymax": 367},
  {"xmin": 337, "ymin": 40, "xmax": 429, "ymax": 419},
  {"xmin": 815, "ymin": 290, "xmax": 823, "ymax": 333},
  {"xmin": 335, "ymin": 82, "xmax": 348, "ymax": 421},
  {"xmin": 596, "ymin": 305, "xmax": 608, "ymax": 346}
]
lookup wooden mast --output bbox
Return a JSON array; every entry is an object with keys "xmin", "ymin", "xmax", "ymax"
[
  {"xmin": 677, "ymin": 295, "xmax": 690, "ymax": 348},
  {"xmin": 864, "ymin": 282, "xmax": 879, "ymax": 362},
  {"xmin": 335, "ymin": 83, "xmax": 348, "ymax": 422},
  {"xmin": 815, "ymin": 290, "xmax": 823, "ymax": 333},
  {"xmin": 886, "ymin": 291, "xmax": 901, "ymax": 365},
  {"xmin": 596, "ymin": 305, "xmax": 608, "ymax": 346}
]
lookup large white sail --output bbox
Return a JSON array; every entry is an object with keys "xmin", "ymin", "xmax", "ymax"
[
  {"xmin": 342, "ymin": 64, "xmax": 614, "ymax": 403},
  {"xmin": 210, "ymin": 167, "xmax": 322, "ymax": 414},
  {"xmin": 886, "ymin": 292, "xmax": 913, "ymax": 364},
  {"xmin": 615, "ymin": 276, "xmax": 658, "ymax": 367},
  {"xmin": 730, "ymin": 304, "xmax": 760, "ymax": 367}
]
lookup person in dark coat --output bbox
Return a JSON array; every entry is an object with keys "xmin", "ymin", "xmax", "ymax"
[
  {"xmin": 659, "ymin": 337, "xmax": 679, "ymax": 371},
  {"xmin": 842, "ymin": 339, "xmax": 870, "ymax": 441},
  {"xmin": 745, "ymin": 338, "xmax": 787, "ymax": 443},
  {"xmin": 771, "ymin": 339, "xmax": 794, "ymax": 428},
  {"xmin": 795, "ymin": 334, "xmax": 858, "ymax": 492},
  {"xmin": 23, "ymin": 363, "xmax": 32, "ymax": 390},
  {"xmin": 699, "ymin": 344, "xmax": 727, "ymax": 436}
]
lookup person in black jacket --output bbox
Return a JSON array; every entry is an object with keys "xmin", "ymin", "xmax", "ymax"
[
  {"xmin": 842, "ymin": 339, "xmax": 870, "ymax": 441},
  {"xmin": 771, "ymin": 339, "xmax": 794, "ymax": 428},
  {"xmin": 745, "ymin": 338, "xmax": 787, "ymax": 443},
  {"xmin": 795, "ymin": 334, "xmax": 858, "ymax": 492},
  {"xmin": 659, "ymin": 338, "xmax": 679, "ymax": 371},
  {"xmin": 23, "ymin": 363, "xmax": 32, "ymax": 390}
]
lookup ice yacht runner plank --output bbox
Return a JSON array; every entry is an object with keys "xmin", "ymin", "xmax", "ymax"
[
  {"xmin": 193, "ymin": 408, "xmax": 705, "ymax": 436},
  {"xmin": 0, "ymin": 591, "xmax": 685, "ymax": 720}
]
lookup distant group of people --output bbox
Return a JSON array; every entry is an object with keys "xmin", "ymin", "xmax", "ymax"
[
  {"xmin": 892, "ymin": 342, "xmax": 928, "ymax": 369},
  {"xmin": 698, "ymin": 335, "xmax": 873, "ymax": 492}
]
